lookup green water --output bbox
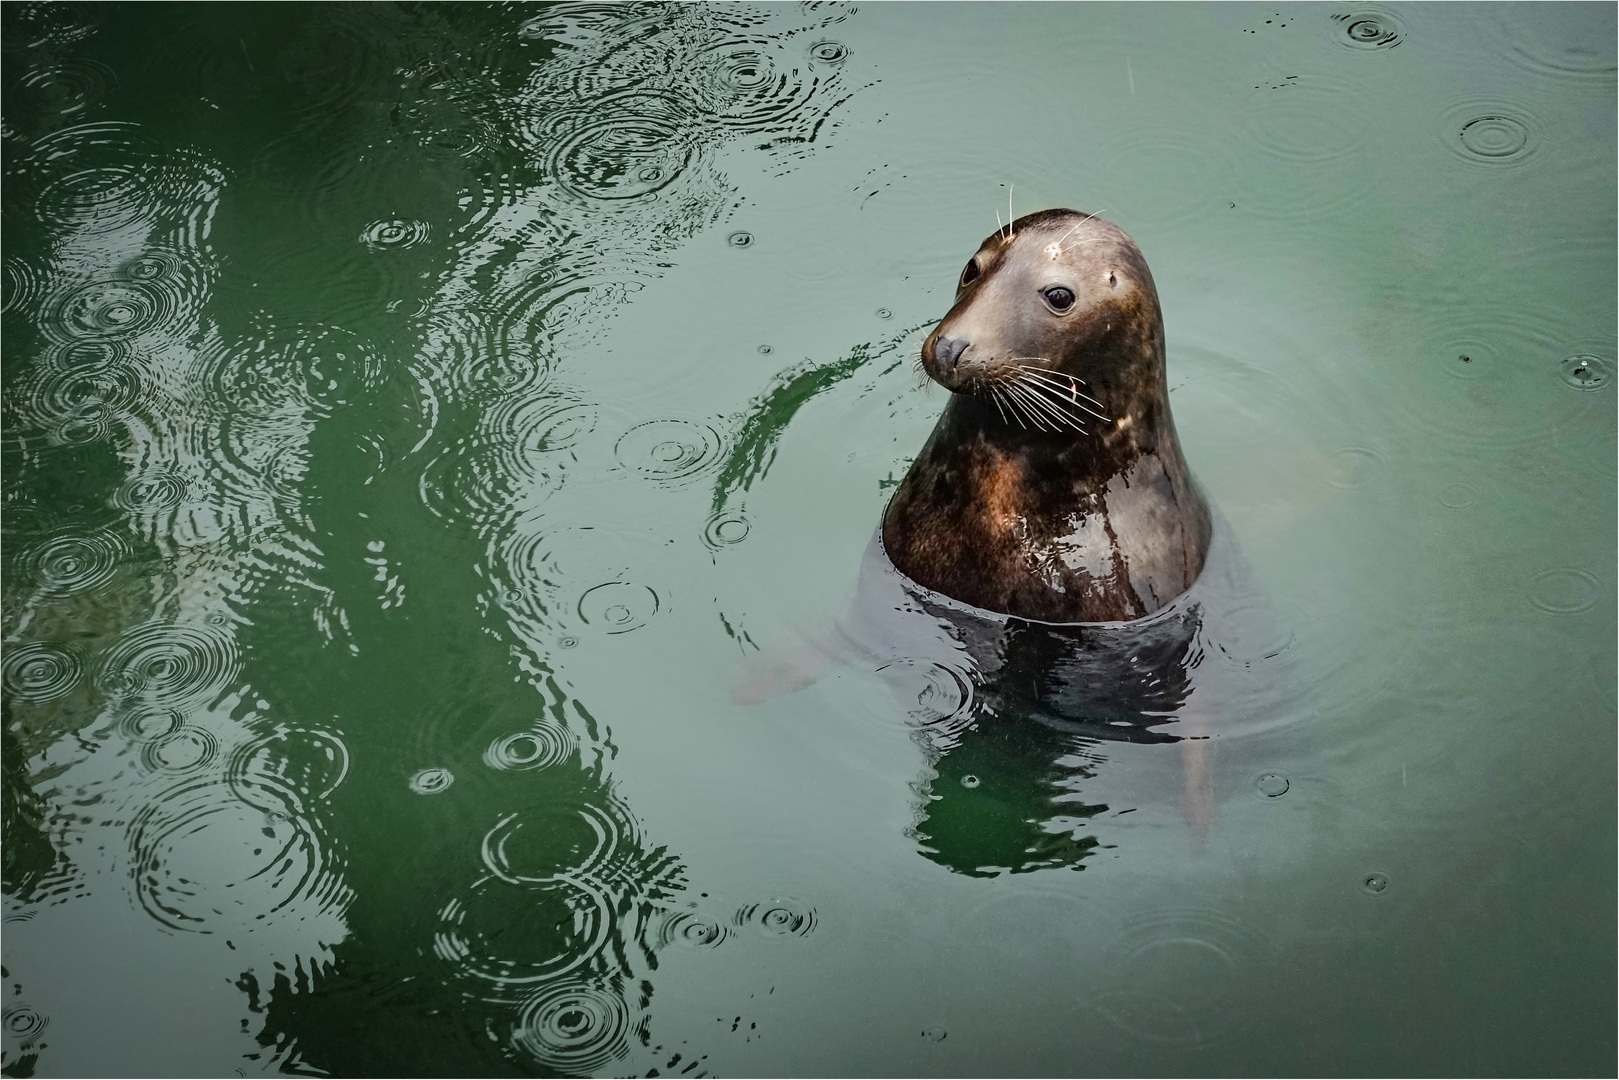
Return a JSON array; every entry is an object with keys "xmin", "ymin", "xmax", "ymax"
[{"xmin": 2, "ymin": 3, "xmax": 1613, "ymax": 1076}]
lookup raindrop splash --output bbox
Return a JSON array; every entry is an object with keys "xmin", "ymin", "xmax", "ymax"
[{"xmin": 410, "ymin": 767, "xmax": 455, "ymax": 795}]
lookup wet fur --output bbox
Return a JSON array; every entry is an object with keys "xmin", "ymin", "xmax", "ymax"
[{"xmin": 883, "ymin": 209, "xmax": 1210, "ymax": 623}]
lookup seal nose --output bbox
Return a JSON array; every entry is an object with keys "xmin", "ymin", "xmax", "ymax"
[{"xmin": 932, "ymin": 336, "xmax": 969, "ymax": 373}]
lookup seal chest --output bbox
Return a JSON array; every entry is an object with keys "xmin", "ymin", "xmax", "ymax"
[{"xmin": 882, "ymin": 209, "xmax": 1210, "ymax": 624}]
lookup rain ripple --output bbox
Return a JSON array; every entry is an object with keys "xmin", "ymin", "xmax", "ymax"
[
  {"xmin": 531, "ymin": 92, "xmax": 697, "ymax": 205},
  {"xmin": 615, "ymin": 419, "xmax": 725, "ymax": 485},
  {"xmin": 17, "ymin": 528, "xmax": 131, "ymax": 595},
  {"xmin": 874, "ymin": 659, "xmax": 978, "ymax": 745},
  {"xmin": 419, "ymin": 397, "xmax": 594, "ymax": 526},
  {"xmin": 11, "ymin": 58, "xmax": 118, "ymax": 118},
  {"xmin": 512, "ymin": 979, "xmax": 636, "ymax": 1075},
  {"xmin": 493, "ymin": 523, "xmax": 664, "ymax": 642},
  {"xmin": 1438, "ymin": 99, "xmax": 1542, "ymax": 168},
  {"xmin": 809, "ymin": 39, "xmax": 849, "ymax": 66},
  {"xmin": 29, "ymin": 122, "xmax": 223, "ymax": 238},
  {"xmin": 483, "ymin": 721, "xmax": 573, "ymax": 773},
  {"xmin": 125, "ymin": 780, "xmax": 348, "ymax": 935},
  {"xmin": 1394, "ymin": 306, "xmax": 1593, "ymax": 453},
  {"xmin": 434, "ymin": 876, "xmax": 614, "ymax": 987},
  {"xmin": 5, "ymin": 1, "xmax": 103, "ymax": 47},
  {"xmin": 1239, "ymin": 72, "xmax": 1373, "ymax": 165},
  {"xmin": 2, "ymin": 1004, "xmax": 48, "ymax": 1049},
  {"xmin": 687, "ymin": 36, "xmax": 830, "ymax": 132},
  {"xmin": 3, "ymin": 641, "xmax": 83, "ymax": 703},
  {"xmin": 732, "ymin": 897, "xmax": 817, "ymax": 941},
  {"xmin": 652, "ymin": 909, "xmax": 730, "ymax": 950},
  {"xmin": 480, "ymin": 799, "xmax": 638, "ymax": 888},
  {"xmin": 577, "ymin": 582, "xmax": 661, "ymax": 635},
  {"xmin": 1559, "ymin": 354, "xmax": 1614, "ymax": 392},
  {"xmin": 17, "ymin": 347, "xmax": 153, "ymax": 444},
  {"xmin": 201, "ymin": 323, "xmax": 388, "ymax": 419},
  {"xmin": 1481, "ymin": 5, "xmax": 1617, "ymax": 84},
  {"xmin": 2, "ymin": 257, "xmax": 46, "ymax": 314},
  {"xmin": 1085, "ymin": 907, "xmax": 1268, "ymax": 1047},
  {"xmin": 96, "ymin": 620, "xmax": 241, "ymax": 708},
  {"xmin": 417, "ymin": 308, "xmax": 556, "ymax": 405},
  {"xmin": 117, "ymin": 705, "xmax": 185, "ymax": 744},
  {"xmin": 228, "ymin": 727, "xmax": 352, "ymax": 816},
  {"xmin": 138, "ymin": 726, "xmax": 220, "ymax": 777},
  {"xmin": 38, "ymin": 246, "xmax": 210, "ymax": 349},
  {"xmin": 360, "ymin": 217, "xmax": 431, "ymax": 251},
  {"xmin": 1329, "ymin": 6, "xmax": 1407, "ymax": 50},
  {"xmin": 112, "ymin": 467, "xmax": 192, "ymax": 518},
  {"xmin": 410, "ymin": 767, "xmax": 455, "ymax": 795},
  {"xmin": 1527, "ymin": 568, "xmax": 1601, "ymax": 616},
  {"xmin": 702, "ymin": 509, "xmax": 751, "ymax": 550}
]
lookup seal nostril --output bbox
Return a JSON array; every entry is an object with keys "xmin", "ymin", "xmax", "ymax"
[{"xmin": 933, "ymin": 337, "xmax": 969, "ymax": 370}]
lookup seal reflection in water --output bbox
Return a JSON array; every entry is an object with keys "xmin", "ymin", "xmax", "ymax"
[{"xmin": 854, "ymin": 210, "xmax": 1261, "ymax": 873}]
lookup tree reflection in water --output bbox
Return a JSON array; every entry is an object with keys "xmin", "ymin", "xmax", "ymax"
[{"xmin": 1, "ymin": 2, "xmax": 864, "ymax": 1074}]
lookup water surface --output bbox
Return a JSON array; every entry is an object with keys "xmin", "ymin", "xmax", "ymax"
[{"xmin": 2, "ymin": 3, "xmax": 1614, "ymax": 1076}]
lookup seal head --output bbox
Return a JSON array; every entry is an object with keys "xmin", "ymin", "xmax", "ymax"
[{"xmin": 882, "ymin": 208, "xmax": 1210, "ymax": 623}]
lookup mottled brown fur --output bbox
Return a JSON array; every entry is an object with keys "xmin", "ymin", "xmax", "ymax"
[{"xmin": 882, "ymin": 209, "xmax": 1210, "ymax": 623}]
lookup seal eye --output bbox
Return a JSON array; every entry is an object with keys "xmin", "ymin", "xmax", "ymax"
[
  {"xmin": 960, "ymin": 259, "xmax": 980, "ymax": 287},
  {"xmin": 1043, "ymin": 286, "xmax": 1075, "ymax": 312}
]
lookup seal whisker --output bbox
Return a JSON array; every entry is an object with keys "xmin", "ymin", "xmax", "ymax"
[
  {"xmin": 994, "ymin": 384, "xmax": 1025, "ymax": 429},
  {"xmin": 1002, "ymin": 384, "xmax": 1044, "ymax": 430},
  {"xmin": 1004, "ymin": 382, "xmax": 1057, "ymax": 431},
  {"xmin": 1049, "ymin": 210, "xmax": 1109, "ymax": 254},
  {"xmin": 1050, "ymin": 234, "xmax": 1108, "ymax": 256},
  {"xmin": 1009, "ymin": 380, "xmax": 1085, "ymax": 433},
  {"xmin": 1014, "ymin": 365, "xmax": 1105, "ymax": 407},
  {"xmin": 1011, "ymin": 375, "xmax": 1096, "ymax": 432},
  {"xmin": 912, "ymin": 349, "xmax": 932, "ymax": 389},
  {"xmin": 1015, "ymin": 369, "xmax": 1112, "ymax": 420},
  {"xmin": 1007, "ymin": 386, "xmax": 1042, "ymax": 430},
  {"xmin": 1003, "ymin": 388, "xmax": 1029, "ymax": 430},
  {"xmin": 1016, "ymin": 376, "xmax": 1104, "ymax": 429},
  {"xmin": 1021, "ymin": 375, "xmax": 1110, "ymax": 417},
  {"xmin": 1008, "ymin": 358, "xmax": 1084, "ymax": 384},
  {"xmin": 997, "ymin": 382, "xmax": 1037, "ymax": 430}
]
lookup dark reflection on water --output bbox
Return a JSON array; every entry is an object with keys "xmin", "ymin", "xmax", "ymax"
[
  {"xmin": 237, "ymin": 607, "xmax": 682, "ymax": 1073},
  {"xmin": 4, "ymin": 2, "xmax": 858, "ymax": 1074}
]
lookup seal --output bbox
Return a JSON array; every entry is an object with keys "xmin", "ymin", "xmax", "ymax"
[{"xmin": 882, "ymin": 208, "xmax": 1211, "ymax": 623}]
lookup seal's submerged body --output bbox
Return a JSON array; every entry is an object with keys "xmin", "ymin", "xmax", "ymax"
[{"xmin": 883, "ymin": 209, "xmax": 1210, "ymax": 623}]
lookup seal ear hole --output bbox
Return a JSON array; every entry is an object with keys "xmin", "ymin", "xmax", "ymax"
[
  {"xmin": 960, "ymin": 259, "xmax": 980, "ymax": 287},
  {"xmin": 1107, "ymin": 272, "xmax": 1117, "ymax": 288}
]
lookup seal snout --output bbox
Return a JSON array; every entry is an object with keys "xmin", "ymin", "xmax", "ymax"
[
  {"xmin": 933, "ymin": 336, "xmax": 969, "ymax": 371},
  {"xmin": 924, "ymin": 334, "xmax": 972, "ymax": 389}
]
